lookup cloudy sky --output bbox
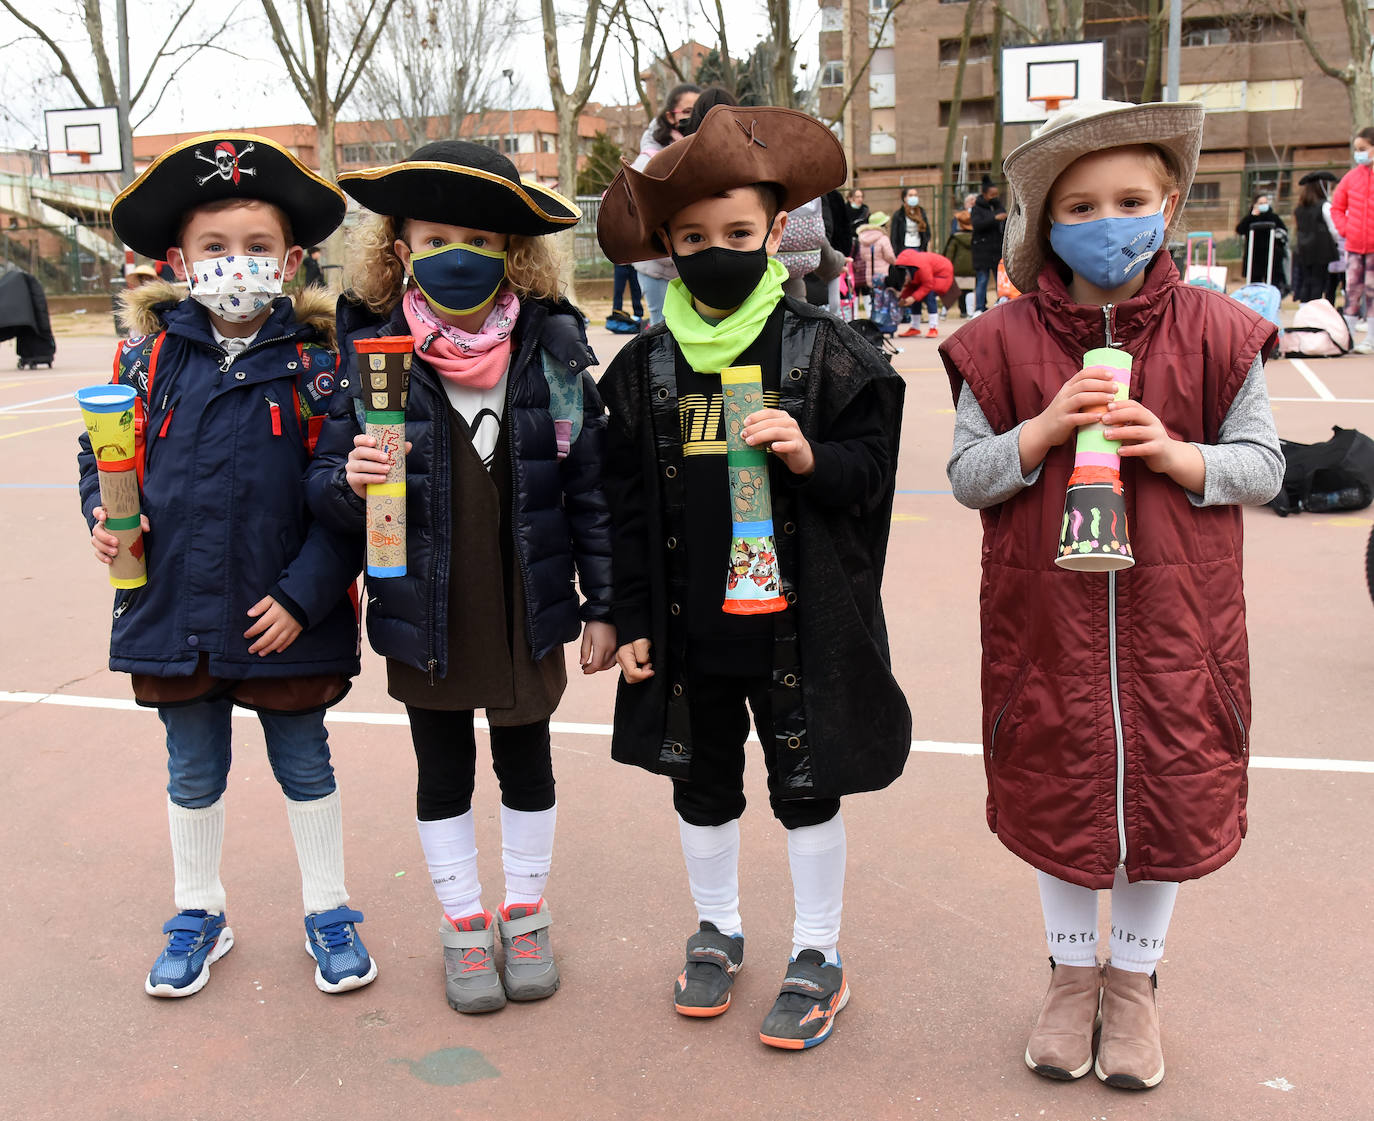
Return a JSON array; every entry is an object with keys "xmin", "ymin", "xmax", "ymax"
[{"xmin": 0, "ymin": 0, "xmax": 818, "ymax": 150}]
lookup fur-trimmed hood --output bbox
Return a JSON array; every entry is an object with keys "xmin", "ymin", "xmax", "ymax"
[{"xmin": 116, "ymin": 280, "xmax": 337, "ymax": 347}]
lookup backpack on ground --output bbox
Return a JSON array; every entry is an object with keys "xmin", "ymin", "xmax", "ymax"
[
  {"xmin": 1279, "ymin": 298, "xmax": 1351, "ymax": 357},
  {"xmin": 1268, "ymin": 425, "xmax": 1374, "ymax": 516}
]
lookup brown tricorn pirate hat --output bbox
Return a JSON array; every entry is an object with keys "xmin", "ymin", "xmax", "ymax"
[
  {"xmin": 597, "ymin": 106, "xmax": 848, "ymax": 265},
  {"xmin": 111, "ymin": 132, "xmax": 346, "ymax": 259}
]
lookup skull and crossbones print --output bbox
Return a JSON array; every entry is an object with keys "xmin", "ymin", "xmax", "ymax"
[{"xmin": 194, "ymin": 141, "xmax": 257, "ymax": 186}]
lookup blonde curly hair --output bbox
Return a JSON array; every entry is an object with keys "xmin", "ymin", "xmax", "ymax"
[{"xmin": 345, "ymin": 213, "xmax": 566, "ymax": 316}]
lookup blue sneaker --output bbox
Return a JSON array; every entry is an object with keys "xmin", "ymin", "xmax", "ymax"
[
  {"xmin": 145, "ymin": 910, "xmax": 234, "ymax": 998},
  {"xmin": 304, "ymin": 907, "xmax": 378, "ymax": 993}
]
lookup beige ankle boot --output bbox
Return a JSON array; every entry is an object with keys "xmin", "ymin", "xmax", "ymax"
[
  {"xmin": 1024, "ymin": 958, "xmax": 1102, "ymax": 1080},
  {"xmin": 1095, "ymin": 963, "xmax": 1164, "ymax": 1089}
]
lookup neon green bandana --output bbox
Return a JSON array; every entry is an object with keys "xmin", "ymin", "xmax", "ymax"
[{"xmin": 662, "ymin": 258, "xmax": 788, "ymax": 373}]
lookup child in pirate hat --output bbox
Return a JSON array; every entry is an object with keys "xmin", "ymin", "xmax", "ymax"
[
  {"xmin": 84, "ymin": 133, "xmax": 376, "ymax": 999},
  {"xmin": 940, "ymin": 100, "xmax": 1283, "ymax": 1089},
  {"xmin": 596, "ymin": 105, "xmax": 910, "ymax": 1050},
  {"xmin": 306, "ymin": 141, "xmax": 616, "ymax": 1014}
]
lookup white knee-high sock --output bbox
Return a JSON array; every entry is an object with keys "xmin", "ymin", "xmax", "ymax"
[
  {"xmin": 168, "ymin": 797, "xmax": 227, "ymax": 914},
  {"xmin": 500, "ymin": 803, "xmax": 556, "ymax": 907},
  {"xmin": 678, "ymin": 816, "xmax": 742, "ymax": 937},
  {"xmin": 788, "ymin": 812, "xmax": 846, "ymax": 964},
  {"xmin": 1037, "ymin": 870, "xmax": 1100, "ymax": 967},
  {"xmin": 1108, "ymin": 867, "xmax": 1179, "ymax": 974},
  {"xmin": 285, "ymin": 790, "xmax": 349, "ymax": 915},
  {"xmin": 416, "ymin": 811, "xmax": 482, "ymax": 919}
]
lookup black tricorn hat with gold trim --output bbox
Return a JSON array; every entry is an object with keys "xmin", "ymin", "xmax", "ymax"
[
  {"xmin": 111, "ymin": 132, "xmax": 346, "ymax": 258},
  {"xmin": 338, "ymin": 141, "xmax": 581, "ymax": 235}
]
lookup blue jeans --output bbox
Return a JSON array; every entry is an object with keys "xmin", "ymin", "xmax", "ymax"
[
  {"xmin": 637, "ymin": 270, "xmax": 671, "ymax": 326},
  {"xmin": 974, "ymin": 268, "xmax": 992, "ymax": 312},
  {"xmin": 612, "ymin": 264, "xmax": 643, "ymax": 317},
  {"xmin": 160, "ymin": 699, "xmax": 336, "ymax": 808},
  {"xmin": 922, "ymin": 291, "xmax": 939, "ymax": 320}
]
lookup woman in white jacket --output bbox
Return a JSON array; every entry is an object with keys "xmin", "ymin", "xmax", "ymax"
[{"xmin": 630, "ymin": 84, "xmax": 700, "ymax": 324}]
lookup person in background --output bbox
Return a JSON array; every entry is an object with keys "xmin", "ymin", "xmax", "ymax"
[
  {"xmin": 852, "ymin": 210, "xmax": 896, "ymax": 312},
  {"xmin": 970, "ymin": 174, "xmax": 1006, "ymax": 314},
  {"xmin": 631, "ymin": 83, "xmax": 702, "ymax": 325},
  {"xmin": 952, "ymin": 192, "xmax": 977, "ymax": 234},
  {"xmin": 1331, "ymin": 126, "xmax": 1374, "ymax": 344},
  {"xmin": 1234, "ymin": 192, "xmax": 1288, "ymax": 292},
  {"xmin": 1292, "ymin": 172, "xmax": 1340, "ymax": 305},
  {"xmin": 301, "ymin": 245, "xmax": 326, "ymax": 288},
  {"xmin": 846, "ymin": 187, "xmax": 870, "ymax": 233}
]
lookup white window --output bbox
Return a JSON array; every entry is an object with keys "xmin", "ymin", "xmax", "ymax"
[
  {"xmin": 869, "ymin": 73, "xmax": 896, "ymax": 108},
  {"xmin": 1178, "ymin": 80, "xmax": 1245, "ymax": 112},
  {"xmin": 869, "ymin": 13, "xmax": 894, "ymax": 47},
  {"xmin": 870, "ymin": 131, "xmax": 896, "ymax": 156},
  {"xmin": 1248, "ymin": 78, "xmax": 1302, "ymax": 111},
  {"xmin": 870, "ymin": 47, "xmax": 895, "ymax": 76},
  {"xmin": 821, "ymin": 60, "xmax": 845, "ymax": 87},
  {"xmin": 821, "ymin": 6, "xmax": 843, "ymax": 32}
]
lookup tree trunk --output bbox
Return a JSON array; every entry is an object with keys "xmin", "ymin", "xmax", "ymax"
[
  {"xmin": 767, "ymin": 0, "xmax": 795, "ymax": 108},
  {"xmin": 941, "ymin": 0, "xmax": 982, "ymax": 204},
  {"xmin": 317, "ymin": 100, "xmax": 338, "ymax": 182},
  {"xmin": 991, "ymin": 0, "xmax": 1004, "ymax": 179},
  {"xmin": 1342, "ymin": 0, "xmax": 1374, "ymax": 128},
  {"xmin": 1140, "ymin": 0, "xmax": 1162, "ymax": 103}
]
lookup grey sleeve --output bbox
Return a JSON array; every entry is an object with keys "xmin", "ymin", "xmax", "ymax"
[
  {"xmin": 947, "ymin": 382, "xmax": 1043, "ymax": 509},
  {"xmin": 1187, "ymin": 354, "xmax": 1284, "ymax": 507}
]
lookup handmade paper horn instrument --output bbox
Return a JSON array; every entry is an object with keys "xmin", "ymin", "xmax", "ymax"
[
  {"xmin": 76, "ymin": 384, "xmax": 147, "ymax": 589},
  {"xmin": 720, "ymin": 365, "xmax": 787, "ymax": 615},
  {"xmin": 354, "ymin": 336, "xmax": 413, "ymax": 578},
  {"xmin": 1055, "ymin": 347, "xmax": 1135, "ymax": 572}
]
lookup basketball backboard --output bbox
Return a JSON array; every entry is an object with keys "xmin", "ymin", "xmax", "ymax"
[
  {"xmin": 1001, "ymin": 42, "xmax": 1106, "ymax": 125},
  {"xmin": 44, "ymin": 106, "xmax": 124, "ymax": 175}
]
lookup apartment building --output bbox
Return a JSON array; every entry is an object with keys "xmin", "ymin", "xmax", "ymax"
[{"xmin": 818, "ymin": 0, "xmax": 1362, "ymax": 234}]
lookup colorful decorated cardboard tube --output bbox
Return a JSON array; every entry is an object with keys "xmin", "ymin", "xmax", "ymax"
[
  {"xmin": 354, "ymin": 336, "xmax": 413, "ymax": 578},
  {"xmin": 76, "ymin": 384, "xmax": 147, "ymax": 589},
  {"xmin": 1056, "ymin": 346, "xmax": 1135, "ymax": 572},
  {"xmin": 720, "ymin": 365, "xmax": 787, "ymax": 615}
]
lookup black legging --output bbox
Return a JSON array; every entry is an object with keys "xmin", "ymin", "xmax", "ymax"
[{"xmin": 406, "ymin": 707, "xmax": 554, "ymax": 820}]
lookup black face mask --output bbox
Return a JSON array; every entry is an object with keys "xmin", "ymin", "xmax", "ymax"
[{"xmin": 671, "ymin": 245, "xmax": 769, "ymax": 311}]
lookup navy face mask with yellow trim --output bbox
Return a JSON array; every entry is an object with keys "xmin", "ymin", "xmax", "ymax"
[{"xmin": 409, "ymin": 242, "xmax": 508, "ymax": 317}]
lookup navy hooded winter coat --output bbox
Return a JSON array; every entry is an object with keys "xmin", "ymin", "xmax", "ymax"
[
  {"xmin": 305, "ymin": 295, "xmax": 612, "ymax": 676},
  {"xmin": 77, "ymin": 285, "xmax": 362, "ymax": 680}
]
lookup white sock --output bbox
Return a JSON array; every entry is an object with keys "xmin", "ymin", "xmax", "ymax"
[
  {"xmin": 500, "ymin": 803, "xmax": 556, "ymax": 908},
  {"xmin": 1037, "ymin": 870, "xmax": 1100, "ymax": 966},
  {"xmin": 168, "ymin": 797, "xmax": 226, "ymax": 914},
  {"xmin": 677, "ymin": 816, "xmax": 742, "ymax": 937},
  {"xmin": 285, "ymin": 790, "xmax": 349, "ymax": 915},
  {"xmin": 1108, "ymin": 867, "xmax": 1178, "ymax": 974},
  {"xmin": 787, "ymin": 812, "xmax": 845, "ymax": 964},
  {"xmin": 416, "ymin": 811, "xmax": 482, "ymax": 919}
]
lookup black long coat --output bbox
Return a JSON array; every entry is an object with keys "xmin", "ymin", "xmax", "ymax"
[
  {"xmin": 598, "ymin": 299, "xmax": 912, "ymax": 800},
  {"xmin": 970, "ymin": 194, "xmax": 1007, "ymax": 272}
]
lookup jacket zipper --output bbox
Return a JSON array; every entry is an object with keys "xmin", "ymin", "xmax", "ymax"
[
  {"xmin": 508, "ymin": 315, "xmax": 542, "ymax": 653},
  {"xmin": 1102, "ymin": 303, "xmax": 1129, "ymax": 868},
  {"xmin": 428, "ymin": 369, "xmax": 447, "ymax": 687}
]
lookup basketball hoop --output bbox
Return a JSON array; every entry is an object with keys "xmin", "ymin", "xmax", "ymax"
[
  {"xmin": 55, "ymin": 149, "xmax": 94, "ymax": 165},
  {"xmin": 1027, "ymin": 95, "xmax": 1073, "ymax": 115}
]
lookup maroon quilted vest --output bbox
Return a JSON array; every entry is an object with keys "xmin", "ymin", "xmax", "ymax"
[{"xmin": 940, "ymin": 254, "xmax": 1276, "ymax": 888}]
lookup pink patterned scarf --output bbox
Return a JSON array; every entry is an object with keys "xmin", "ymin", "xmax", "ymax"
[{"xmin": 402, "ymin": 286, "xmax": 519, "ymax": 390}]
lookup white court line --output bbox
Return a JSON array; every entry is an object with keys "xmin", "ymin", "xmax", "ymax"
[
  {"xmin": 1, "ymin": 407, "xmax": 80, "ymax": 416},
  {"xmin": 1285, "ymin": 358, "xmax": 1336, "ymax": 401},
  {"xmin": 0, "ymin": 393, "xmax": 78, "ymax": 413},
  {"xmin": 4, "ymin": 690, "xmax": 1372, "ymax": 774},
  {"xmin": 1271, "ymin": 397, "xmax": 1374, "ymax": 405}
]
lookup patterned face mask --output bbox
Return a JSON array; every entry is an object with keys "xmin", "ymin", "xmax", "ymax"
[{"xmin": 184, "ymin": 254, "xmax": 283, "ymax": 323}]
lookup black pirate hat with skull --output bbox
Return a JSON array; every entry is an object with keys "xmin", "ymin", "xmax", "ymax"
[{"xmin": 111, "ymin": 132, "xmax": 346, "ymax": 258}]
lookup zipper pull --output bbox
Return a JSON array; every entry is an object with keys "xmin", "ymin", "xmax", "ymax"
[
  {"xmin": 219, "ymin": 353, "xmax": 232, "ymax": 373},
  {"xmin": 427, "ymin": 658, "xmax": 438, "ymax": 686},
  {"xmin": 420, "ymin": 331, "xmax": 439, "ymax": 353},
  {"xmin": 113, "ymin": 598, "xmax": 131, "ymax": 619},
  {"xmin": 265, "ymin": 396, "xmax": 281, "ymax": 436},
  {"xmin": 1102, "ymin": 303, "xmax": 1116, "ymax": 347}
]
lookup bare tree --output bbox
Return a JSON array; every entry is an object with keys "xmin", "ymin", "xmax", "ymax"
[
  {"xmin": 1277, "ymin": 0, "xmax": 1373, "ymax": 129},
  {"xmin": 0, "ymin": 0, "xmax": 245, "ymax": 131},
  {"xmin": 540, "ymin": 0, "xmax": 626, "ymax": 300},
  {"xmin": 820, "ymin": 0, "xmax": 908, "ymax": 129},
  {"xmin": 344, "ymin": 0, "xmax": 524, "ymax": 159},
  {"xmin": 764, "ymin": 0, "xmax": 796, "ymax": 108},
  {"xmin": 941, "ymin": 0, "xmax": 984, "ymax": 199},
  {"xmin": 258, "ymin": 0, "xmax": 401, "ymax": 180}
]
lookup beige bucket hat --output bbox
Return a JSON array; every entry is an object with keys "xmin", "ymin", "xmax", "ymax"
[{"xmin": 1001, "ymin": 99, "xmax": 1205, "ymax": 292}]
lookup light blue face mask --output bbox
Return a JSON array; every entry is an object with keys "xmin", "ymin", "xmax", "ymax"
[
  {"xmin": 409, "ymin": 241, "xmax": 507, "ymax": 317},
  {"xmin": 1356, "ymin": 149, "xmax": 1371, "ymax": 166},
  {"xmin": 1049, "ymin": 209, "xmax": 1166, "ymax": 293}
]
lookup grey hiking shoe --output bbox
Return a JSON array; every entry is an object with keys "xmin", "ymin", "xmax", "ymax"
[
  {"xmin": 441, "ymin": 911, "xmax": 506, "ymax": 1014},
  {"xmin": 497, "ymin": 899, "xmax": 559, "ymax": 1001}
]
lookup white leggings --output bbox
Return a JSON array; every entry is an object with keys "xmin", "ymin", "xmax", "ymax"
[{"xmin": 1037, "ymin": 868, "xmax": 1179, "ymax": 974}]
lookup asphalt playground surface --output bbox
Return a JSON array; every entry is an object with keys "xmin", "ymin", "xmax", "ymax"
[{"xmin": 2, "ymin": 309, "xmax": 1372, "ymax": 1120}]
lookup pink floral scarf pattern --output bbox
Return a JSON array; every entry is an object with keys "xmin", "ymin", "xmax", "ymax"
[{"xmin": 402, "ymin": 286, "xmax": 518, "ymax": 390}]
